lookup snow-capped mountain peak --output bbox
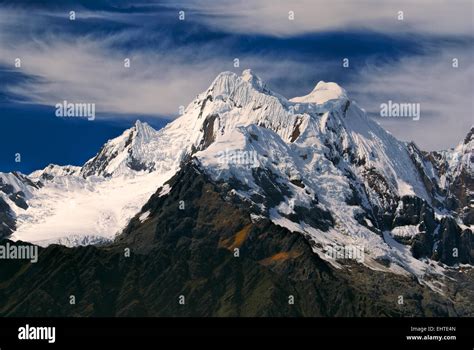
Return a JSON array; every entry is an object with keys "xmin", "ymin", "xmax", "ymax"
[
  {"xmin": 454, "ymin": 126, "xmax": 473, "ymax": 172},
  {"xmin": 30, "ymin": 164, "xmax": 80, "ymax": 182},
  {"xmin": 133, "ymin": 120, "xmax": 157, "ymax": 143},
  {"xmin": 241, "ymin": 68, "xmax": 267, "ymax": 91},
  {"xmin": 2, "ymin": 70, "xmax": 471, "ymax": 287},
  {"xmin": 80, "ymin": 119, "xmax": 161, "ymax": 178},
  {"xmin": 291, "ymin": 81, "xmax": 348, "ymax": 105},
  {"xmin": 203, "ymin": 69, "xmax": 285, "ymax": 104}
]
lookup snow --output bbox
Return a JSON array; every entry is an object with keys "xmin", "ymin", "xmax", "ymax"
[
  {"xmin": 191, "ymin": 69, "xmax": 444, "ymax": 283},
  {"xmin": 158, "ymin": 184, "xmax": 171, "ymax": 197},
  {"xmin": 391, "ymin": 225, "xmax": 420, "ymax": 238},
  {"xmin": 340, "ymin": 102, "xmax": 431, "ymax": 204},
  {"xmin": 1, "ymin": 69, "xmax": 468, "ymax": 288},
  {"xmin": 7, "ymin": 116, "xmax": 192, "ymax": 246},
  {"xmin": 32, "ymin": 234, "xmax": 112, "ymax": 248},
  {"xmin": 250, "ymin": 213, "xmax": 265, "ymax": 223},
  {"xmin": 11, "ymin": 170, "xmax": 174, "ymax": 245},
  {"xmin": 290, "ymin": 81, "xmax": 347, "ymax": 105},
  {"xmin": 0, "ymin": 172, "xmax": 36, "ymax": 199},
  {"xmin": 6, "ymin": 118, "xmax": 185, "ymax": 246},
  {"xmin": 424, "ymin": 128, "xmax": 473, "ymax": 192},
  {"xmin": 139, "ymin": 210, "xmax": 151, "ymax": 223},
  {"xmin": 80, "ymin": 120, "xmax": 183, "ymax": 178},
  {"xmin": 382, "ymin": 231, "xmax": 445, "ymax": 292},
  {"xmin": 30, "ymin": 164, "xmax": 80, "ymax": 180}
]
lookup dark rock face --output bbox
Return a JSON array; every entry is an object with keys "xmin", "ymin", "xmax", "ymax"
[
  {"xmin": 315, "ymin": 127, "xmax": 472, "ymax": 268},
  {"xmin": 0, "ymin": 162, "xmax": 472, "ymax": 317},
  {"xmin": 251, "ymin": 167, "xmax": 292, "ymax": 209},
  {"xmin": 407, "ymin": 142, "xmax": 444, "ymax": 206},
  {"xmin": 198, "ymin": 114, "xmax": 219, "ymax": 151},
  {"xmin": 0, "ymin": 173, "xmax": 37, "ymax": 238},
  {"xmin": 407, "ymin": 129, "xmax": 473, "ymax": 226},
  {"xmin": 450, "ymin": 167, "xmax": 474, "ymax": 225},
  {"xmin": 392, "ymin": 196, "xmax": 435, "ymax": 229},
  {"xmin": 0, "ymin": 183, "xmax": 15, "ymax": 195},
  {"xmin": 285, "ymin": 204, "xmax": 334, "ymax": 232},
  {"xmin": 395, "ymin": 130, "xmax": 473, "ymax": 266},
  {"xmin": 289, "ymin": 117, "xmax": 303, "ymax": 143},
  {"xmin": 382, "ymin": 195, "xmax": 473, "ymax": 266},
  {"xmin": 8, "ymin": 192, "xmax": 28, "ymax": 210},
  {"xmin": 80, "ymin": 144, "xmax": 117, "ymax": 178},
  {"xmin": 411, "ymin": 232, "xmax": 433, "ymax": 260},
  {"xmin": 435, "ymin": 218, "xmax": 473, "ymax": 265},
  {"xmin": 127, "ymin": 154, "xmax": 154, "ymax": 173},
  {"xmin": 364, "ymin": 168, "xmax": 396, "ymax": 205},
  {"xmin": 0, "ymin": 197, "xmax": 15, "ymax": 239}
]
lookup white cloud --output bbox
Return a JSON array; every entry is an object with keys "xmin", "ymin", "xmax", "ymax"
[
  {"xmin": 172, "ymin": 0, "xmax": 474, "ymax": 37},
  {"xmin": 0, "ymin": 4, "xmax": 472, "ymax": 150},
  {"xmin": 347, "ymin": 46, "xmax": 474, "ymax": 150},
  {"xmin": 0, "ymin": 6, "xmax": 332, "ymax": 117},
  {"xmin": 0, "ymin": 28, "xmax": 224, "ymax": 116}
]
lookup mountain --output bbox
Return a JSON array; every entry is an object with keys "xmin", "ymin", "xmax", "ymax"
[
  {"xmin": 80, "ymin": 120, "xmax": 181, "ymax": 178},
  {"xmin": 1, "ymin": 121, "xmax": 181, "ymax": 247},
  {"xmin": 0, "ymin": 70, "xmax": 472, "ymax": 309},
  {"xmin": 1, "ymin": 163, "xmax": 473, "ymax": 317},
  {"xmin": 408, "ymin": 128, "xmax": 473, "ymax": 225}
]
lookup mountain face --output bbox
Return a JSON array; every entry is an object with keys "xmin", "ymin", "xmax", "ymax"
[
  {"xmin": 79, "ymin": 120, "xmax": 177, "ymax": 178},
  {"xmin": 0, "ymin": 172, "xmax": 39, "ymax": 239},
  {"xmin": 1, "ymin": 163, "xmax": 473, "ymax": 317},
  {"xmin": 0, "ymin": 70, "xmax": 472, "ymax": 308},
  {"xmin": 1, "ymin": 121, "xmax": 182, "ymax": 247},
  {"xmin": 408, "ymin": 128, "xmax": 474, "ymax": 225}
]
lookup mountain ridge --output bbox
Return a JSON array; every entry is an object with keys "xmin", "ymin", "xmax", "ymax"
[
  {"xmin": 2, "ymin": 162, "xmax": 473, "ymax": 317},
  {"xmin": 0, "ymin": 70, "xmax": 472, "ymax": 285}
]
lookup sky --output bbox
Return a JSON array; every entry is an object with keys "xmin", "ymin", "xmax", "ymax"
[{"xmin": 0, "ymin": 0, "xmax": 473, "ymax": 173}]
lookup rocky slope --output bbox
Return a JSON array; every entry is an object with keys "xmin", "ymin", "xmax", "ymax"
[{"xmin": 1, "ymin": 163, "xmax": 472, "ymax": 317}]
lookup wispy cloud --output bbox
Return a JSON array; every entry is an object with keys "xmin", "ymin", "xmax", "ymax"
[
  {"xmin": 347, "ymin": 45, "xmax": 474, "ymax": 150},
  {"xmin": 0, "ymin": 9, "xmax": 227, "ymax": 116},
  {"xmin": 0, "ymin": 3, "xmax": 472, "ymax": 150},
  {"xmin": 0, "ymin": 6, "xmax": 338, "ymax": 117},
  {"xmin": 1, "ymin": 41, "xmax": 218, "ymax": 116},
  {"xmin": 169, "ymin": 0, "xmax": 474, "ymax": 37}
]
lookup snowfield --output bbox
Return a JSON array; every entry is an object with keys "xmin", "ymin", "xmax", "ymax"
[{"xmin": 11, "ymin": 171, "xmax": 174, "ymax": 246}]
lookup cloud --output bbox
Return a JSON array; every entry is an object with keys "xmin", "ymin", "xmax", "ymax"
[
  {"xmin": 0, "ymin": 6, "xmax": 337, "ymax": 117},
  {"xmin": 0, "ymin": 4, "xmax": 472, "ymax": 151},
  {"xmin": 0, "ymin": 9, "xmax": 228, "ymax": 116},
  {"xmin": 1, "ymin": 41, "xmax": 219, "ymax": 117},
  {"xmin": 169, "ymin": 0, "xmax": 474, "ymax": 37},
  {"xmin": 347, "ymin": 45, "xmax": 474, "ymax": 150}
]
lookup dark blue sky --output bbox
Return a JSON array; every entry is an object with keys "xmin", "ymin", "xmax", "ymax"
[
  {"xmin": 0, "ymin": 0, "xmax": 472, "ymax": 173},
  {"xmin": 0, "ymin": 103, "xmax": 169, "ymax": 173}
]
